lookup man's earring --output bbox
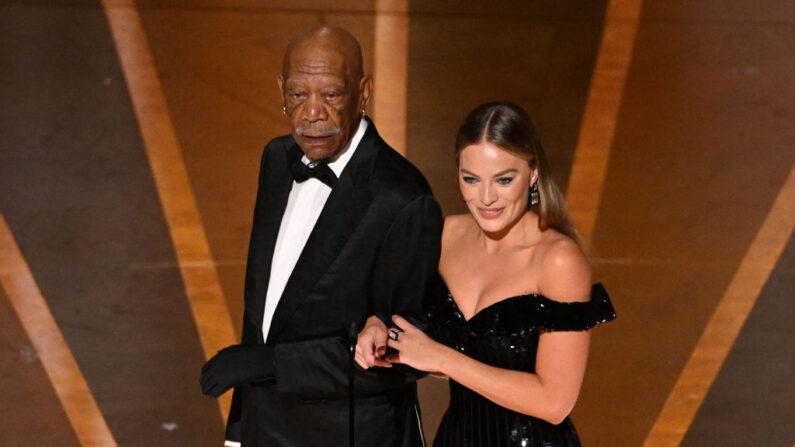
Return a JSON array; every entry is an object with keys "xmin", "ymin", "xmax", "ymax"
[
  {"xmin": 529, "ymin": 182, "xmax": 540, "ymax": 207},
  {"xmin": 282, "ymin": 106, "xmax": 287, "ymax": 115}
]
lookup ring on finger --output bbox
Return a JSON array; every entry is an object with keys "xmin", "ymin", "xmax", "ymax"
[{"xmin": 388, "ymin": 329, "xmax": 400, "ymax": 341}]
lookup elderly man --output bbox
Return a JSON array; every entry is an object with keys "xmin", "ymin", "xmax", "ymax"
[{"xmin": 200, "ymin": 25, "xmax": 442, "ymax": 446}]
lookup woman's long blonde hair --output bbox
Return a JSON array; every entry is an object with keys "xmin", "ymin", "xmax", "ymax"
[{"xmin": 455, "ymin": 101, "xmax": 582, "ymax": 247}]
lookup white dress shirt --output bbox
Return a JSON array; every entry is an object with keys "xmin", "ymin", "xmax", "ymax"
[
  {"xmin": 224, "ymin": 119, "xmax": 367, "ymax": 447},
  {"xmin": 262, "ymin": 118, "xmax": 367, "ymax": 341}
]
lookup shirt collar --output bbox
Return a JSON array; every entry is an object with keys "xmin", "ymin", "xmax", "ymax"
[{"xmin": 301, "ymin": 118, "xmax": 368, "ymax": 178}]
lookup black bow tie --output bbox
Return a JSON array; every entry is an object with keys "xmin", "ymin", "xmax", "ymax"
[{"xmin": 290, "ymin": 158, "xmax": 338, "ymax": 188}]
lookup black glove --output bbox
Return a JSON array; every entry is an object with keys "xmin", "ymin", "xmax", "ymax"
[{"xmin": 200, "ymin": 344, "xmax": 275, "ymax": 398}]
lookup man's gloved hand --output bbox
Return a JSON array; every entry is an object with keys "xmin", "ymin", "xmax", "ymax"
[{"xmin": 200, "ymin": 344, "xmax": 275, "ymax": 398}]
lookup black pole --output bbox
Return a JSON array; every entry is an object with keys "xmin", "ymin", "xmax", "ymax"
[{"xmin": 348, "ymin": 322, "xmax": 357, "ymax": 447}]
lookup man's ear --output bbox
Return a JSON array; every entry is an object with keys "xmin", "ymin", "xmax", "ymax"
[{"xmin": 359, "ymin": 76, "xmax": 373, "ymax": 112}]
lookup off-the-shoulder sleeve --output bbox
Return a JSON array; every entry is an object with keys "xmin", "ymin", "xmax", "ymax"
[{"xmin": 536, "ymin": 283, "xmax": 616, "ymax": 331}]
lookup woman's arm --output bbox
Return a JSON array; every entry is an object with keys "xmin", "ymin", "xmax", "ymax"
[
  {"xmin": 386, "ymin": 314, "xmax": 589, "ymax": 424},
  {"xmin": 388, "ymin": 238, "xmax": 593, "ymax": 424}
]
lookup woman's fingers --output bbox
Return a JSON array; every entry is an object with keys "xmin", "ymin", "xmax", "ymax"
[
  {"xmin": 384, "ymin": 319, "xmax": 440, "ymax": 373},
  {"xmin": 371, "ymin": 357, "xmax": 393, "ymax": 368},
  {"xmin": 356, "ymin": 329, "xmax": 394, "ymax": 368},
  {"xmin": 356, "ymin": 347, "xmax": 392, "ymax": 368},
  {"xmin": 357, "ymin": 324, "xmax": 389, "ymax": 365},
  {"xmin": 355, "ymin": 339, "xmax": 373, "ymax": 365},
  {"xmin": 391, "ymin": 314, "xmax": 416, "ymax": 332},
  {"xmin": 354, "ymin": 351, "xmax": 369, "ymax": 369}
]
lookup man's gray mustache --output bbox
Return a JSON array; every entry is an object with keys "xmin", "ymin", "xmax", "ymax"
[{"xmin": 296, "ymin": 125, "xmax": 340, "ymax": 136}]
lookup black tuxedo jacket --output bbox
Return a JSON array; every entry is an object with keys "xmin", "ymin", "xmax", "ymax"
[{"xmin": 226, "ymin": 119, "xmax": 443, "ymax": 446}]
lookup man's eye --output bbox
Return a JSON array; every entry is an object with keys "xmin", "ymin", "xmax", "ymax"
[
  {"xmin": 290, "ymin": 92, "xmax": 304, "ymax": 99},
  {"xmin": 497, "ymin": 177, "xmax": 514, "ymax": 185}
]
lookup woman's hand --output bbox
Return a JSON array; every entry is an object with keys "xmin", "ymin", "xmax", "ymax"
[
  {"xmin": 355, "ymin": 315, "xmax": 392, "ymax": 369},
  {"xmin": 385, "ymin": 315, "xmax": 449, "ymax": 374}
]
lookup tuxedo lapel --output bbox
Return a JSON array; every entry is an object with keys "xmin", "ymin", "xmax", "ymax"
[
  {"xmin": 248, "ymin": 144, "xmax": 302, "ymax": 343},
  {"xmin": 267, "ymin": 124, "xmax": 380, "ymax": 338}
]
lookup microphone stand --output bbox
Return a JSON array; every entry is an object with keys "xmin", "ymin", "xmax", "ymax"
[{"xmin": 348, "ymin": 322, "xmax": 357, "ymax": 447}]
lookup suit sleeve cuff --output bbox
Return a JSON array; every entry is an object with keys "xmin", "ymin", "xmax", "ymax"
[{"xmin": 224, "ymin": 441, "xmax": 241, "ymax": 447}]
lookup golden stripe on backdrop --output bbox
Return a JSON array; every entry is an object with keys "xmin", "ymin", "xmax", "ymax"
[
  {"xmin": 0, "ymin": 212, "xmax": 117, "ymax": 447},
  {"xmin": 373, "ymin": 0, "xmax": 410, "ymax": 156},
  {"xmin": 101, "ymin": 0, "xmax": 237, "ymax": 420},
  {"xmin": 565, "ymin": 0, "xmax": 643, "ymax": 243},
  {"xmin": 643, "ymin": 163, "xmax": 795, "ymax": 446}
]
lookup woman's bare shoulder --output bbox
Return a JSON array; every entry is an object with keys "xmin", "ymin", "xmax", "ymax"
[
  {"xmin": 442, "ymin": 214, "xmax": 476, "ymax": 242},
  {"xmin": 440, "ymin": 214, "xmax": 477, "ymax": 275},
  {"xmin": 534, "ymin": 232, "xmax": 591, "ymax": 303}
]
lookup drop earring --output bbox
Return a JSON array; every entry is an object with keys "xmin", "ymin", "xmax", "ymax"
[
  {"xmin": 529, "ymin": 182, "xmax": 540, "ymax": 207},
  {"xmin": 282, "ymin": 106, "xmax": 287, "ymax": 115}
]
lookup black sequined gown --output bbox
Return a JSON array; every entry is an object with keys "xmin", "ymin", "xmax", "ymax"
[{"xmin": 426, "ymin": 283, "xmax": 616, "ymax": 447}]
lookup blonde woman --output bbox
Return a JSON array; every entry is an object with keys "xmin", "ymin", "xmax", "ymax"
[{"xmin": 357, "ymin": 102, "xmax": 615, "ymax": 447}]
